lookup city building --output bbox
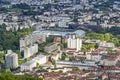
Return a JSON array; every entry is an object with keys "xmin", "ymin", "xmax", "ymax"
[
  {"xmin": 54, "ymin": 36, "xmax": 62, "ymax": 43},
  {"xmin": 44, "ymin": 43, "xmax": 58, "ymax": 53},
  {"xmin": 20, "ymin": 32, "xmax": 45, "ymax": 59},
  {"xmin": 20, "ymin": 55, "xmax": 47, "ymax": 71},
  {"xmin": 99, "ymin": 41, "xmax": 115, "ymax": 48},
  {"xmin": 23, "ymin": 44, "xmax": 38, "ymax": 58},
  {"xmin": 67, "ymin": 37, "xmax": 82, "ymax": 51},
  {"xmin": 33, "ymin": 29, "xmax": 85, "ymax": 38},
  {"xmin": 5, "ymin": 50, "xmax": 18, "ymax": 69},
  {"xmin": 20, "ymin": 33, "xmax": 46, "ymax": 51}
]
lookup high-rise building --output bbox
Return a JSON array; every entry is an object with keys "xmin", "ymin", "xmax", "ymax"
[
  {"xmin": 20, "ymin": 33, "xmax": 46, "ymax": 58},
  {"xmin": 5, "ymin": 50, "xmax": 18, "ymax": 68},
  {"xmin": 67, "ymin": 37, "xmax": 82, "ymax": 51},
  {"xmin": 23, "ymin": 44, "xmax": 38, "ymax": 58},
  {"xmin": 20, "ymin": 33, "xmax": 46, "ymax": 52}
]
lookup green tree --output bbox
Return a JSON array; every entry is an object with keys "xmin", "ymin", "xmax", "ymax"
[
  {"xmin": 51, "ymin": 58, "xmax": 56, "ymax": 68},
  {"xmin": 39, "ymin": 65, "xmax": 43, "ymax": 70},
  {"xmin": 36, "ymin": 62, "xmax": 43, "ymax": 70},
  {"xmin": 107, "ymin": 48, "xmax": 112, "ymax": 54},
  {"xmin": 104, "ymin": 33, "xmax": 111, "ymax": 41},
  {"xmin": 0, "ymin": 45, "xmax": 3, "ymax": 51},
  {"xmin": 0, "ymin": 52, "xmax": 5, "ymax": 63},
  {"xmin": 69, "ymin": 56, "xmax": 75, "ymax": 61},
  {"xmin": 36, "ymin": 62, "xmax": 40, "ymax": 68},
  {"xmin": 0, "ymin": 72, "xmax": 39, "ymax": 80},
  {"xmin": 61, "ymin": 52, "xmax": 67, "ymax": 60},
  {"xmin": 0, "ymin": 26, "xmax": 34, "ymax": 51},
  {"xmin": 59, "ymin": 70, "xmax": 63, "ymax": 73}
]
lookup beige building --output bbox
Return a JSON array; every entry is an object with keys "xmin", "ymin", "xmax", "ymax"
[
  {"xmin": 67, "ymin": 37, "xmax": 82, "ymax": 51},
  {"xmin": 54, "ymin": 36, "xmax": 62, "ymax": 43},
  {"xmin": 44, "ymin": 43, "xmax": 58, "ymax": 53}
]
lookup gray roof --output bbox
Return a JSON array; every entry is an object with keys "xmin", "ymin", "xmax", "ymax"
[
  {"xmin": 21, "ymin": 55, "xmax": 45, "ymax": 66},
  {"xmin": 33, "ymin": 29, "xmax": 85, "ymax": 37}
]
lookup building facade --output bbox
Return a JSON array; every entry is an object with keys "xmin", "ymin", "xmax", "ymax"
[
  {"xmin": 67, "ymin": 37, "xmax": 82, "ymax": 51},
  {"xmin": 20, "ymin": 55, "xmax": 47, "ymax": 71},
  {"xmin": 23, "ymin": 44, "xmax": 38, "ymax": 58},
  {"xmin": 5, "ymin": 50, "xmax": 18, "ymax": 69},
  {"xmin": 20, "ymin": 33, "xmax": 46, "ymax": 52},
  {"xmin": 44, "ymin": 43, "xmax": 58, "ymax": 53}
]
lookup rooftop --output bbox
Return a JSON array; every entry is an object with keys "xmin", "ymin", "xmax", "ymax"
[
  {"xmin": 33, "ymin": 29, "xmax": 85, "ymax": 37},
  {"xmin": 21, "ymin": 55, "xmax": 46, "ymax": 66}
]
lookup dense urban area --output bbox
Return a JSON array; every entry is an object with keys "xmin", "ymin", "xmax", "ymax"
[{"xmin": 0, "ymin": 0, "xmax": 120, "ymax": 80}]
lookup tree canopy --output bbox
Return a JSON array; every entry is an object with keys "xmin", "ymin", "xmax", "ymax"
[
  {"xmin": 0, "ymin": 25, "xmax": 34, "ymax": 51},
  {"xmin": 0, "ymin": 72, "xmax": 39, "ymax": 80}
]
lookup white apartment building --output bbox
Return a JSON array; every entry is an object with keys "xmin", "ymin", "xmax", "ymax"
[
  {"xmin": 20, "ymin": 32, "xmax": 46, "ymax": 59},
  {"xmin": 67, "ymin": 37, "xmax": 82, "ymax": 51},
  {"xmin": 23, "ymin": 44, "xmax": 38, "ymax": 58},
  {"xmin": 20, "ymin": 33, "xmax": 46, "ymax": 51},
  {"xmin": 5, "ymin": 50, "xmax": 18, "ymax": 68},
  {"xmin": 20, "ymin": 55, "xmax": 47, "ymax": 71}
]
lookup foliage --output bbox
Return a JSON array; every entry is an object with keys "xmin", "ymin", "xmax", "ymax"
[
  {"xmin": 0, "ymin": 7, "xmax": 8, "ymax": 13},
  {"xmin": 62, "ymin": 43, "xmax": 67, "ymax": 48},
  {"xmin": 73, "ymin": 16, "xmax": 78, "ymax": 22},
  {"xmin": 39, "ymin": 65, "xmax": 44, "ymax": 70},
  {"xmin": 98, "ymin": 27, "xmax": 120, "ymax": 35},
  {"xmin": 39, "ymin": 76, "xmax": 44, "ymax": 80},
  {"xmin": 38, "ymin": 43, "xmax": 47, "ymax": 52},
  {"xmin": 0, "ymin": 72, "xmax": 39, "ymax": 80},
  {"xmin": 12, "ymin": 3, "xmax": 30, "ymax": 9},
  {"xmin": 51, "ymin": 58, "xmax": 56, "ymax": 68},
  {"xmin": 79, "ymin": 57, "xmax": 85, "ymax": 63},
  {"xmin": 72, "ymin": 67, "xmax": 79, "ymax": 71},
  {"xmin": 43, "ymin": 4, "xmax": 51, "ymax": 10},
  {"xmin": 82, "ymin": 43, "xmax": 96, "ymax": 50},
  {"xmin": 15, "ymin": 50, "xmax": 21, "ymax": 58},
  {"xmin": 7, "ymin": 8, "xmax": 21, "ymax": 13},
  {"xmin": 0, "ymin": 25, "xmax": 34, "ymax": 51},
  {"xmin": 36, "ymin": 63, "xmax": 44, "ymax": 70},
  {"xmin": 86, "ymin": 32, "xmax": 106, "ymax": 41},
  {"xmin": 59, "ymin": 70, "xmax": 63, "ymax": 73},
  {"xmin": 104, "ymin": 33, "xmax": 111, "ymax": 42},
  {"xmin": 99, "ymin": 27, "xmax": 120, "ymax": 46},
  {"xmin": 58, "ymin": 43, "xmax": 67, "ymax": 50},
  {"xmin": 0, "ymin": 45, "xmax": 3, "ymax": 51},
  {"xmin": 107, "ymin": 48, "xmax": 112, "ymax": 54},
  {"xmin": 18, "ymin": 58, "xmax": 28, "ymax": 65},
  {"xmin": 0, "ymin": 52, "xmax": 5, "ymax": 63},
  {"xmin": 61, "ymin": 52, "xmax": 67, "ymax": 60},
  {"xmin": 22, "ymin": 10, "xmax": 38, "ymax": 16},
  {"xmin": 46, "ymin": 36, "xmax": 54, "ymax": 43},
  {"xmin": 85, "ymin": 31, "xmax": 120, "ymax": 47},
  {"xmin": 51, "ymin": 58, "xmax": 56, "ymax": 65},
  {"xmin": 38, "ymin": 36, "xmax": 54, "ymax": 52},
  {"xmin": 0, "ymin": 0, "xmax": 10, "ymax": 4},
  {"xmin": 69, "ymin": 56, "xmax": 76, "ymax": 61}
]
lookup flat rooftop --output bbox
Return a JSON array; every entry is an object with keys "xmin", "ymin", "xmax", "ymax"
[
  {"xmin": 33, "ymin": 28, "xmax": 85, "ymax": 37},
  {"xmin": 21, "ymin": 55, "xmax": 46, "ymax": 66}
]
